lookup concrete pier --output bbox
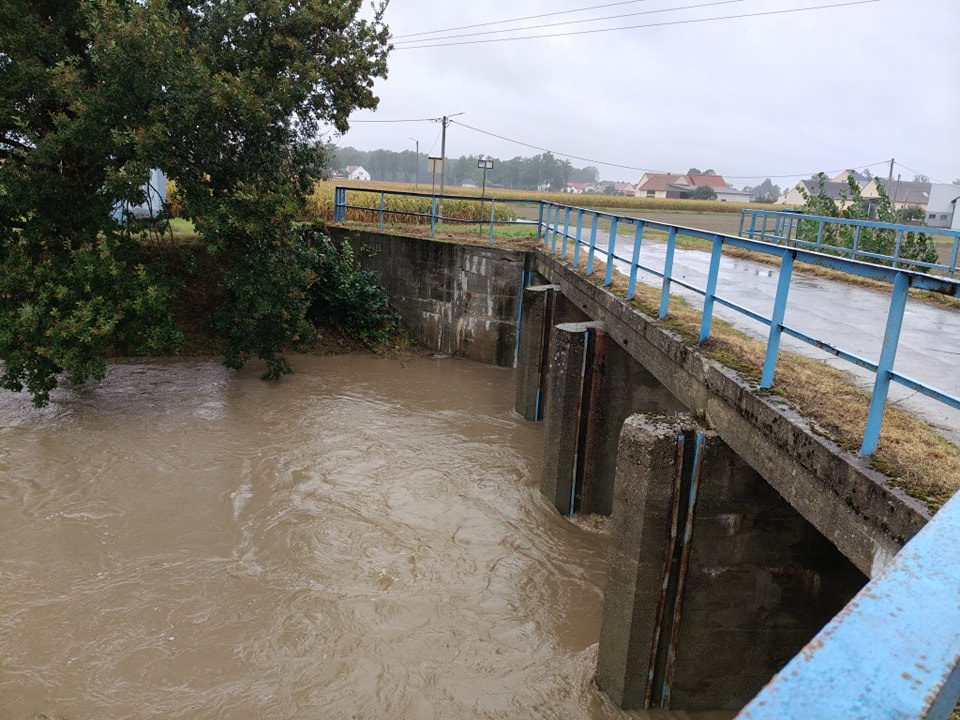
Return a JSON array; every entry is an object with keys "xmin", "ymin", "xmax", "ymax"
[
  {"xmin": 514, "ymin": 285, "xmax": 560, "ymax": 421},
  {"xmin": 596, "ymin": 414, "xmax": 866, "ymax": 711},
  {"xmin": 537, "ymin": 322, "xmax": 685, "ymax": 516}
]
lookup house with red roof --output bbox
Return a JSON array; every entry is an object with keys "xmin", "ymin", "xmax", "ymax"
[{"xmin": 635, "ymin": 172, "xmax": 750, "ymax": 202}]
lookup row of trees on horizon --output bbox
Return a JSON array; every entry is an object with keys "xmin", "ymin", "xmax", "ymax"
[{"xmin": 329, "ymin": 146, "xmax": 784, "ymax": 200}]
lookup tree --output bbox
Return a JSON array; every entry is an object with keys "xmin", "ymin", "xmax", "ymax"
[
  {"xmin": 569, "ymin": 166, "xmax": 600, "ymax": 183},
  {"xmin": 1, "ymin": 0, "xmax": 390, "ymax": 404},
  {"xmin": 689, "ymin": 186, "xmax": 717, "ymax": 200},
  {"xmin": 797, "ymin": 173, "xmax": 937, "ymax": 269}
]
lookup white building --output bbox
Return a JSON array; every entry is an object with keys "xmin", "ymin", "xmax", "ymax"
[
  {"xmin": 926, "ymin": 184, "xmax": 960, "ymax": 229},
  {"xmin": 345, "ymin": 165, "xmax": 371, "ymax": 181}
]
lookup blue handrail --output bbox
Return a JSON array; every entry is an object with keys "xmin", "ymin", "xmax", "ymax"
[
  {"xmin": 535, "ymin": 200, "xmax": 959, "ymax": 457},
  {"xmin": 333, "ymin": 189, "xmax": 960, "ymax": 457},
  {"xmin": 738, "ymin": 208, "xmax": 960, "ymax": 278}
]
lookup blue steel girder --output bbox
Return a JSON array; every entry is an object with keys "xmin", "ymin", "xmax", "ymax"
[{"xmin": 735, "ymin": 490, "xmax": 960, "ymax": 720}]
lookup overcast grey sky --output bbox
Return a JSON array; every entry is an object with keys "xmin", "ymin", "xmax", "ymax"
[{"xmin": 333, "ymin": 0, "xmax": 959, "ymax": 189}]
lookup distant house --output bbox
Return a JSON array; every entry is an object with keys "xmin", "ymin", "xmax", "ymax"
[
  {"xmin": 831, "ymin": 169, "xmax": 872, "ymax": 188},
  {"xmin": 565, "ymin": 182, "xmax": 597, "ymax": 194},
  {"xmin": 636, "ymin": 172, "xmax": 746, "ymax": 201},
  {"xmin": 635, "ymin": 172, "xmax": 685, "ymax": 199},
  {"xmin": 777, "ymin": 179, "xmax": 856, "ymax": 208},
  {"xmin": 610, "ymin": 182, "xmax": 636, "ymax": 197},
  {"xmin": 861, "ymin": 178, "xmax": 931, "ymax": 211},
  {"xmin": 110, "ymin": 168, "xmax": 167, "ymax": 222},
  {"xmin": 925, "ymin": 184, "xmax": 960, "ymax": 229},
  {"xmin": 345, "ymin": 165, "xmax": 371, "ymax": 181}
]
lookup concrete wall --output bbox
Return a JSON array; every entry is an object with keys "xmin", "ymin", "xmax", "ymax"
[
  {"xmin": 532, "ymin": 251, "xmax": 930, "ymax": 578},
  {"xmin": 596, "ymin": 414, "xmax": 866, "ymax": 711},
  {"xmin": 330, "ymin": 229, "xmax": 526, "ymax": 366}
]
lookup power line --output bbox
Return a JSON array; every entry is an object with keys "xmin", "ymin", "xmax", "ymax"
[
  {"xmin": 391, "ymin": 0, "xmax": 744, "ymax": 46},
  {"xmin": 390, "ymin": 0, "xmax": 652, "ymax": 40},
  {"xmin": 394, "ymin": 0, "xmax": 880, "ymax": 50},
  {"xmin": 894, "ymin": 161, "xmax": 943, "ymax": 184},
  {"xmin": 348, "ymin": 117, "xmax": 440, "ymax": 124},
  {"xmin": 452, "ymin": 119, "xmax": 891, "ymax": 181}
]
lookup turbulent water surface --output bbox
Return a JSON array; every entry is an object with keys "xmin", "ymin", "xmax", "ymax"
[{"xmin": 1, "ymin": 354, "xmax": 681, "ymax": 719}]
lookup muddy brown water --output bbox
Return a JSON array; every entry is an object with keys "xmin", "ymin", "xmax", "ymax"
[{"xmin": 0, "ymin": 355, "xmax": 730, "ymax": 720}]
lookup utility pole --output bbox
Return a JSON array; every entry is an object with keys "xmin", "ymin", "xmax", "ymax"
[
  {"xmin": 887, "ymin": 158, "xmax": 895, "ymax": 186},
  {"xmin": 439, "ymin": 116, "xmax": 448, "ymax": 203},
  {"xmin": 434, "ymin": 112, "xmax": 464, "ymax": 215},
  {"xmin": 409, "ymin": 137, "xmax": 419, "ymax": 191}
]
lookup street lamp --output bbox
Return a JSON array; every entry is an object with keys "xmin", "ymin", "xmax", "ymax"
[{"xmin": 409, "ymin": 137, "xmax": 419, "ymax": 191}]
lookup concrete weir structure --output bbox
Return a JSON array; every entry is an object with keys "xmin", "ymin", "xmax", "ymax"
[{"xmin": 332, "ymin": 229, "xmax": 941, "ymax": 713}]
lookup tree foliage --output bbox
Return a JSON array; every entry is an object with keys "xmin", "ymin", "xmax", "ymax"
[
  {"xmin": 1, "ymin": 0, "xmax": 391, "ymax": 403},
  {"xmin": 797, "ymin": 173, "xmax": 938, "ymax": 270},
  {"xmin": 688, "ymin": 186, "xmax": 717, "ymax": 200}
]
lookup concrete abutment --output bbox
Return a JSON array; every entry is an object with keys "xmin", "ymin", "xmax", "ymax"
[{"xmin": 595, "ymin": 414, "xmax": 865, "ymax": 711}]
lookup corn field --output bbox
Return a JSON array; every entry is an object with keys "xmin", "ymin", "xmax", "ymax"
[{"xmin": 306, "ymin": 183, "xmax": 519, "ymax": 225}]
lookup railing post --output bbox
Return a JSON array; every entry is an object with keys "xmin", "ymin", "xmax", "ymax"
[
  {"xmin": 698, "ymin": 235, "xmax": 724, "ymax": 344},
  {"xmin": 586, "ymin": 212, "xmax": 599, "ymax": 276},
  {"xmin": 861, "ymin": 272, "xmax": 911, "ymax": 456},
  {"xmin": 627, "ymin": 221, "xmax": 644, "ymax": 300},
  {"xmin": 334, "ymin": 186, "xmax": 345, "ymax": 222},
  {"xmin": 659, "ymin": 226, "xmax": 677, "ymax": 319},
  {"xmin": 892, "ymin": 229, "xmax": 904, "ymax": 268},
  {"xmin": 430, "ymin": 195, "xmax": 437, "ymax": 238},
  {"xmin": 573, "ymin": 209, "xmax": 584, "ymax": 266},
  {"xmin": 949, "ymin": 236, "xmax": 959, "ymax": 279},
  {"xmin": 562, "ymin": 207, "xmax": 571, "ymax": 257},
  {"xmin": 378, "ymin": 191, "xmax": 385, "ymax": 231},
  {"xmin": 761, "ymin": 250, "xmax": 795, "ymax": 388},
  {"xmin": 488, "ymin": 199, "xmax": 496, "ymax": 246},
  {"xmin": 748, "ymin": 210, "xmax": 758, "ymax": 239},
  {"xmin": 604, "ymin": 216, "xmax": 619, "ymax": 286},
  {"xmin": 551, "ymin": 204, "xmax": 561, "ymax": 254},
  {"xmin": 537, "ymin": 202, "xmax": 545, "ymax": 244}
]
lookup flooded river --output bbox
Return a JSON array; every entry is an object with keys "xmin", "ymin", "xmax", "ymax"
[{"xmin": 0, "ymin": 354, "xmax": 667, "ymax": 719}]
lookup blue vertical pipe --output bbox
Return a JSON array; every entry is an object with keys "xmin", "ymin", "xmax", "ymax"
[
  {"xmin": 892, "ymin": 229, "xmax": 904, "ymax": 268},
  {"xmin": 761, "ymin": 251, "xmax": 795, "ymax": 388},
  {"xmin": 430, "ymin": 196, "xmax": 437, "ymax": 237},
  {"xmin": 378, "ymin": 192, "xmax": 385, "ymax": 231},
  {"xmin": 562, "ymin": 207, "xmax": 571, "ymax": 257},
  {"xmin": 698, "ymin": 235, "xmax": 724, "ymax": 344},
  {"xmin": 488, "ymin": 199, "xmax": 496, "ymax": 246},
  {"xmin": 627, "ymin": 221, "xmax": 644, "ymax": 300},
  {"xmin": 573, "ymin": 210, "xmax": 584, "ymax": 267},
  {"xmin": 949, "ymin": 237, "xmax": 958, "ymax": 279},
  {"xmin": 551, "ymin": 204, "xmax": 561, "ymax": 253},
  {"xmin": 537, "ymin": 202, "xmax": 545, "ymax": 244},
  {"xmin": 586, "ymin": 213, "xmax": 599, "ymax": 276},
  {"xmin": 861, "ymin": 272, "xmax": 911, "ymax": 455},
  {"xmin": 604, "ymin": 216, "xmax": 619, "ymax": 286},
  {"xmin": 659, "ymin": 226, "xmax": 678, "ymax": 319},
  {"xmin": 748, "ymin": 210, "xmax": 757, "ymax": 239},
  {"xmin": 816, "ymin": 220, "xmax": 824, "ymax": 250},
  {"xmin": 852, "ymin": 226, "xmax": 862, "ymax": 261},
  {"xmin": 761, "ymin": 213, "xmax": 768, "ymax": 241}
]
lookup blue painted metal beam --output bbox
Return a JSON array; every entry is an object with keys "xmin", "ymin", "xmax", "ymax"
[{"xmin": 735, "ymin": 490, "xmax": 960, "ymax": 720}]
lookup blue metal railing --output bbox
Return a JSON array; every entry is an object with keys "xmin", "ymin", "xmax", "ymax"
[
  {"xmin": 332, "ymin": 185, "xmax": 539, "ymax": 245},
  {"xmin": 333, "ymin": 190, "xmax": 960, "ymax": 457},
  {"xmin": 536, "ymin": 201, "xmax": 959, "ymax": 457},
  {"xmin": 738, "ymin": 208, "xmax": 960, "ymax": 278}
]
